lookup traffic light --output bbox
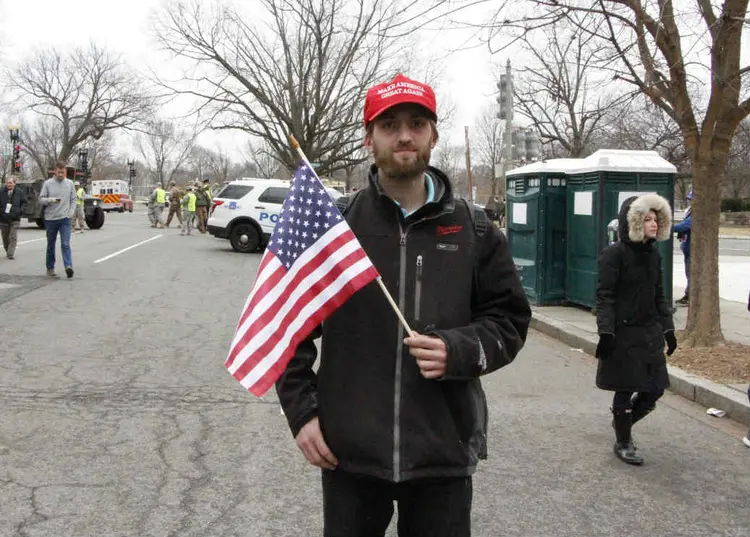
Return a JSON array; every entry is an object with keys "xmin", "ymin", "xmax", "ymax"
[
  {"xmin": 496, "ymin": 73, "xmax": 513, "ymax": 121},
  {"xmin": 78, "ymin": 149, "xmax": 89, "ymax": 177},
  {"xmin": 11, "ymin": 144, "xmax": 21, "ymax": 174}
]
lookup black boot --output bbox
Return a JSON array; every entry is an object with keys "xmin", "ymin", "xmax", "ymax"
[
  {"xmin": 612, "ymin": 409, "xmax": 644, "ymax": 465},
  {"xmin": 675, "ymin": 293, "xmax": 689, "ymax": 306}
]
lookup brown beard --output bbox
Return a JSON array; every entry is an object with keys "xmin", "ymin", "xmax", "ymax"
[{"xmin": 371, "ymin": 140, "xmax": 431, "ymax": 181}]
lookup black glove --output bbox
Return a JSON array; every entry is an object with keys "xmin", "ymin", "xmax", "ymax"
[
  {"xmin": 595, "ymin": 333, "xmax": 615, "ymax": 360},
  {"xmin": 665, "ymin": 330, "xmax": 677, "ymax": 356}
]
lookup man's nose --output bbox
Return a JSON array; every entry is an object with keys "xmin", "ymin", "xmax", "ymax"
[{"xmin": 396, "ymin": 123, "xmax": 414, "ymax": 143}]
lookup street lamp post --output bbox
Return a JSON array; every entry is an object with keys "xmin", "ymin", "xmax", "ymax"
[{"xmin": 127, "ymin": 159, "xmax": 136, "ymax": 199}]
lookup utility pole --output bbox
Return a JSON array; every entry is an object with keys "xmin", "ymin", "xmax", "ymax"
[
  {"xmin": 127, "ymin": 159, "xmax": 137, "ymax": 198},
  {"xmin": 78, "ymin": 148, "xmax": 89, "ymax": 189},
  {"xmin": 496, "ymin": 60, "xmax": 514, "ymax": 190},
  {"xmin": 464, "ymin": 126, "xmax": 474, "ymax": 203}
]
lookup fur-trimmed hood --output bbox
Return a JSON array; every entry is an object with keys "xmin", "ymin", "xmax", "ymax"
[{"xmin": 618, "ymin": 193, "xmax": 672, "ymax": 243}]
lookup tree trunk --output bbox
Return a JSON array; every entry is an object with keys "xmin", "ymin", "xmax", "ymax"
[{"xmin": 683, "ymin": 160, "xmax": 724, "ymax": 346}]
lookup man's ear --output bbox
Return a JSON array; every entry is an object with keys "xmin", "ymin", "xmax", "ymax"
[
  {"xmin": 431, "ymin": 123, "xmax": 439, "ymax": 149},
  {"xmin": 363, "ymin": 131, "xmax": 373, "ymax": 150}
]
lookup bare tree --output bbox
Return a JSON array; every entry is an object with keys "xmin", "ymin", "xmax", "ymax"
[
  {"xmin": 473, "ymin": 103, "xmax": 505, "ymax": 201},
  {"xmin": 153, "ymin": 0, "xmax": 428, "ymax": 176},
  {"xmin": 484, "ymin": 0, "xmax": 750, "ymax": 347},
  {"xmin": 724, "ymin": 120, "xmax": 750, "ymax": 198},
  {"xmin": 433, "ymin": 138, "xmax": 466, "ymax": 194},
  {"xmin": 601, "ymin": 98, "xmax": 692, "ymax": 203},
  {"xmin": 19, "ymin": 117, "xmax": 63, "ymax": 178},
  {"xmin": 242, "ymin": 140, "xmax": 287, "ymax": 180},
  {"xmin": 513, "ymin": 17, "xmax": 625, "ymax": 158},
  {"xmin": 6, "ymin": 43, "xmax": 155, "ymax": 172},
  {"xmin": 137, "ymin": 120, "xmax": 198, "ymax": 187},
  {"xmin": 204, "ymin": 148, "xmax": 233, "ymax": 184}
]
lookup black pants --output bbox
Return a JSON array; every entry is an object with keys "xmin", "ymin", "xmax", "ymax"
[
  {"xmin": 612, "ymin": 390, "xmax": 663, "ymax": 412},
  {"xmin": 322, "ymin": 469, "xmax": 472, "ymax": 537}
]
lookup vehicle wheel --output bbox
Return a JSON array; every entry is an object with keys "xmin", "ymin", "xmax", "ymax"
[
  {"xmin": 119, "ymin": 207, "xmax": 124, "ymax": 213},
  {"xmin": 128, "ymin": 206, "xmax": 133, "ymax": 213},
  {"xmin": 35, "ymin": 218, "xmax": 45, "ymax": 229},
  {"xmin": 229, "ymin": 223, "xmax": 260, "ymax": 253},
  {"xmin": 86, "ymin": 207, "xmax": 105, "ymax": 230}
]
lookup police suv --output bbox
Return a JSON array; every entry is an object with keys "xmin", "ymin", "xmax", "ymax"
[{"xmin": 207, "ymin": 178, "xmax": 343, "ymax": 253}]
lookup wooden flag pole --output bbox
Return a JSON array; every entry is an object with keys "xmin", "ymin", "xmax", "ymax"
[{"xmin": 288, "ymin": 135, "xmax": 415, "ymax": 337}]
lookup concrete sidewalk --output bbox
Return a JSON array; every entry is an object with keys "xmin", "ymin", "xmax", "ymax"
[{"xmin": 531, "ymin": 298, "xmax": 750, "ymax": 426}]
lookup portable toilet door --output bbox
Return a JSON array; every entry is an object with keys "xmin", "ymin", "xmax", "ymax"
[
  {"xmin": 565, "ymin": 149, "xmax": 676, "ymax": 309},
  {"xmin": 506, "ymin": 158, "xmax": 578, "ymax": 306}
]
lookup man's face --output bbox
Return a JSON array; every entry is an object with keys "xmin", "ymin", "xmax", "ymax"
[
  {"xmin": 364, "ymin": 104, "xmax": 437, "ymax": 181},
  {"xmin": 5, "ymin": 179, "xmax": 15, "ymax": 190},
  {"xmin": 55, "ymin": 167, "xmax": 66, "ymax": 180}
]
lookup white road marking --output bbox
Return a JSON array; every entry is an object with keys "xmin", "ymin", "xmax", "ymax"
[
  {"xmin": 17, "ymin": 238, "xmax": 47, "ymax": 245},
  {"xmin": 94, "ymin": 235, "xmax": 163, "ymax": 264}
]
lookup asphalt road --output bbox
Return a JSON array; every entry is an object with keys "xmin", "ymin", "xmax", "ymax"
[
  {"xmin": 1, "ymin": 208, "xmax": 748, "ymax": 537},
  {"xmin": 672, "ymin": 237, "xmax": 750, "ymax": 257}
]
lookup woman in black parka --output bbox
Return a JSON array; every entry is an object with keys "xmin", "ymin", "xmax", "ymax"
[{"xmin": 595, "ymin": 193, "xmax": 677, "ymax": 465}]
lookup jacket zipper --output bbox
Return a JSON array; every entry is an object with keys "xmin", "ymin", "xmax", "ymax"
[
  {"xmin": 393, "ymin": 224, "xmax": 408, "ymax": 482},
  {"xmin": 393, "ymin": 209, "xmax": 451, "ymax": 482},
  {"xmin": 414, "ymin": 255, "xmax": 423, "ymax": 321}
]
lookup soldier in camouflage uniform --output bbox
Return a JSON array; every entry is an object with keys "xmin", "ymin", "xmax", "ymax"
[{"xmin": 165, "ymin": 181, "xmax": 184, "ymax": 228}]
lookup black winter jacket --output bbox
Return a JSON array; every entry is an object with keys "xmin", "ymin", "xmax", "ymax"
[
  {"xmin": 276, "ymin": 166, "xmax": 531, "ymax": 482},
  {"xmin": 0, "ymin": 187, "xmax": 27, "ymax": 223},
  {"xmin": 596, "ymin": 194, "xmax": 675, "ymax": 392}
]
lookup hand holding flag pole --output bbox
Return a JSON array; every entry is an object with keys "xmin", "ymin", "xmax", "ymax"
[{"xmin": 289, "ymin": 134, "xmax": 415, "ymax": 337}]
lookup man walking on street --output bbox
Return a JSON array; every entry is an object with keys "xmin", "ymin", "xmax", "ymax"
[
  {"xmin": 276, "ymin": 74, "xmax": 531, "ymax": 537},
  {"xmin": 0, "ymin": 176, "xmax": 27, "ymax": 259},
  {"xmin": 39, "ymin": 161, "xmax": 76, "ymax": 278},
  {"xmin": 165, "ymin": 181, "xmax": 183, "ymax": 228},
  {"xmin": 194, "ymin": 180, "xmax": 210, "ymax": 233},
  {"xmin": 73, "ymin": 180, "xmax": 86, "ymax": 232}
]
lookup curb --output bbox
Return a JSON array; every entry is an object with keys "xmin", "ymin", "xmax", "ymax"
[
  {"xmin": 530, "ymin": 314, "xmax": 750, "ymax": 426},
  {"xmin": 718, "ymin": 235, "xmax": 750, "ymax": 240}
]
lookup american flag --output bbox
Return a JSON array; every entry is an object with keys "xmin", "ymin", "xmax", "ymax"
[{"xmin": 225, "ymin": 164, "xmax": 380, "ymax": 396}]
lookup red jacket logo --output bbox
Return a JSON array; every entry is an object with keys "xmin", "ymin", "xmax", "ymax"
[{"xmin": 436, "ymin": 225, "xmax": 463, "ymax": 236}]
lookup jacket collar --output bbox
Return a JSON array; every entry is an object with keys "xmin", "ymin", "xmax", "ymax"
[{"xmin": 366, "ymin": 164, "xmax": 456, "ymax": 216}]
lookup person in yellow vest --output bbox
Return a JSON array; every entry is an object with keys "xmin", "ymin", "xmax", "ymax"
[
  {"xmin": 150, "ymin": 184, "xmax": 167, "ymax": 228},
  {"xmin": 180, "ymin": 186, "xmax": 197, "ymax": 236},
  {"xmin": 73, "ymin": 181, "xmax": 86, "ymax": 232},
  {"xmin": 202, "ymin": 179, "xmax": 212, "ymax": 202}
]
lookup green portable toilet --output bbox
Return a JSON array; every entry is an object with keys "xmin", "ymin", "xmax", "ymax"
[
  {"xmin": 565, "ymin": 149, "xmax": 676, "ymax": 309},
  {"xmin": 506, "ymin": 159, "xmax": 579, "ymax": 305}
]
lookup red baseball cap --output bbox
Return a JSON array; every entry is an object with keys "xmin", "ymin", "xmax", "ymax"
[{"xmin": 364, "ymin": 74, "xmax": 437, "ymax": 127}]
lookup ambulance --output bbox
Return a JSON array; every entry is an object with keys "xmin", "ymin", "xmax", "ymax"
[{"xmin": 91, "ymin": 179, "xmax": 133, "ymax": 213}]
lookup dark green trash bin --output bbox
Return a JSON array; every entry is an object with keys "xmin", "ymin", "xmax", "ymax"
[
  {"xmin": 565, "ymin": 150, "xmax": 676, "ymax": 310},
  {"xmin": 506, "ymin": 159, "xmax": 578, "ymax": 305}
]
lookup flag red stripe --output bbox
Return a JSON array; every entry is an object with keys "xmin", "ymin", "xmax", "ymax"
[
  {"xmin": 226, "ymin": 228, "xmax": 355, "ymax": 367},
  {"xmin": 232, "ymin": 258, "xmax": 287, "ymax": 350},
  {"xmin": 225, "ymin": 258, "xmax": 286, "ymax": 368},
  {"xmin": 246, "ymin": 265, "xmax": 380, "ymax": 396},
  {"xmin": 231, "ymin": 245, "xmax": 371, "ymax": 382}
]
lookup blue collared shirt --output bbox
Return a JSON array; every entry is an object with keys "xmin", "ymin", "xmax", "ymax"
[{"xmin": 393, "ymin": 173, "xmax": 435, "ymax": 217}]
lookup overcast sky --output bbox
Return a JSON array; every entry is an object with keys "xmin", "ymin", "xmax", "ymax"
[{"xmin": 0, "ymin": 0, "xmax": 512, "ymax": 161}]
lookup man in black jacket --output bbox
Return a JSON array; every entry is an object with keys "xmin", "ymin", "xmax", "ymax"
[
  {"xmin": 275, "ymin": 74, "xmax": 531, "ymax": 537},
  {"xmin": 0, "ymin": 176, "xmax": 28, "ymax": 259}
]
